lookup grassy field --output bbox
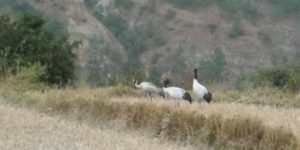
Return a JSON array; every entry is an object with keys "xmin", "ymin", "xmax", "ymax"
[
  {"xmin": 0, "ymin": 101, "xmax": 194, "ymax": 150},
  {"xmin": 0, "ymin": 82, "xmax": 299, "ymax": 149}
]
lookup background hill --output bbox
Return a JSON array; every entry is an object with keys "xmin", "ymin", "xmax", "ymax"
[{"xmin": 2, "ymin": 0, "xmax": 300, "ymax": 86}]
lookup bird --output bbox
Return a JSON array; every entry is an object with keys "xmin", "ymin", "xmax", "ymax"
[
  {"xmin": 162, "ymin": 79, "xmax": 192, "ymax": 105},
  {"xmin": 193, "ymin": 68, "xmax": 212, "ymax": 103},
  {"xmin": 133, "ymin": 79, "xmax": 163, "ymax": 101}
]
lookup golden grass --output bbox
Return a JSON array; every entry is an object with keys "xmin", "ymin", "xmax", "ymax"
[
  {"xmin": 213, "ymin": 87, "xmax": 300, "ymax": 108},
  {"xmin": 0, "ymin": 86, "xmax": 298, "ymax": 150},
  {"xmin": 0, "ymin": 102, "xmax": 194, "ymax": 150}
]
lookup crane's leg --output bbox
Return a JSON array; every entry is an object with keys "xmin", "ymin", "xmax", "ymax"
[{"xmin": 149, "ymin": 93, "xmax": 152, "ymax": 102}]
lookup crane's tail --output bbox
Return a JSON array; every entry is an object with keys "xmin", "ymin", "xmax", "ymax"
[
  {"xmin": 183, "ymin": 92, "xmax": 192, "ymax": 104},
  {"xmin": 203, "ymin": 92, "xmax": 212, "ymax": 103}
]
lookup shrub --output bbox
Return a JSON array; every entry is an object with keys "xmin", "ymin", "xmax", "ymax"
[
  {"xmin": 268, "ymin": 0, "xmax": 300, "ymax": 19},
  {"xmin": 83, "ymin": 0, "xmax": 98, "ymax": 9},
  {"xmin": 166, "ymin": 0, "xmax": 260, "ymax": 22},
  {"xmin": 0, "ymin": 12, "xmax": 79, "ymax": 86},
  {"xmin": 13, "ymin": 1, "xmax": 35, "ymax": 13},
  {"xmin": 166, "ymin": 0, "xmax": 211, "ymax": 9},
  {"xmin": 146, "ymin": 66, "xmax": 162, "ymax": 86},
  {"xmin": 164, "ymin": 9, "xmax": 176, "ymax": 20},
  {"xmin": 236, "ymin": 63, "xmax": 300, "ymax": 92},
  {"xmin": 199, "ymin": 48, "xmax": 226, "ymax": 82},
  {"xmin": 228, "ymin": 21, "xmax": 245, "ymax": 39},
  {"xmin": 115, "ymin": 0, "xmax": 133, "ymax": 9},
  {"xmin": 240, "ymin": 1, "xmax": 259, "ymax": 22},
  {"xmin": 0, "ymin": 63, "xmax": 48, "ymax": 92}
]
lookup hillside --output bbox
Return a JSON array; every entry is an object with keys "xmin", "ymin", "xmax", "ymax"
[{"xmin": 2, "ymin": 0, "xmax": 300, "ymax": 85}]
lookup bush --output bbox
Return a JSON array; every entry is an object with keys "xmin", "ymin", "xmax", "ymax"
[
  {"xmin": 93, "ymin": 9, "xmax": 166, "ymax": 70},
  {"xmin": 0, "ymin": 12, "xmax": 79, "ymax": 85},
  {"xmin": 228, "ymin": 21, "xmax": 245, "ymax": 39},
  {"xmin": 83, "ymin": 0, "xmax": 98, "ymax": 9},
  {"xmin": 115, "ymin": 0, "xmax": 133, "ymax": 9},
  {"xmin": 236, "ymin": 63, "xmax": 300, "ymax": 92},
  {"xmin": 0, "ymin": 64, "xmax": 48, "ymax": 92},
  {"xmin": 164, "ymin": 9, "xmax": 176, "ymax": 20},
  {"xmin": 268, "ymin": 0, "xmax": 300, "ymax": 19},
  {"xmin": 166, "ymin": 0, "xmax": 211, "ymax": 9},
  {"xmin": 166, "ymin": 0, "xmax": 260, "ymax": 22},
  {"xmin": 199, "ymin": 48, "xmax": 226, "ymax": 82}
]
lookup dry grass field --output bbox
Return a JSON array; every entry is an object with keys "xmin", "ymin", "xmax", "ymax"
[
  {"xmin": 0, "ymin": 101, "xmax": 195, "ymax": 150},
  {"xmin": 0, "ymin": 84, "xmax": 299, "ymax": 149}
]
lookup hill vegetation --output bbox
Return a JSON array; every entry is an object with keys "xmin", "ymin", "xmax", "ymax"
[
  {"xmin": 1, "ymin": 0, "xmax": 300, "ymax": 86},
  {"xmin": 81, "ymin": 0, "xmax": 300, "ymax": 85},
  {"xmin": 0, "ymin": 12, "xmax": 79, "ymax": 85}
]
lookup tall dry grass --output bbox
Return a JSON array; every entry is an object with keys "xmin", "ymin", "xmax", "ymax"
[
  {"xmin": 0, "ymin": 103, "xmax": 194, "ymax": 150},
  {"xmin": 212, "ymin": 87, "xmax": 300, "ymax": 108},
  {"xmin": 0, "ymin": 84, "xmax": 298, "ymax": 149}
]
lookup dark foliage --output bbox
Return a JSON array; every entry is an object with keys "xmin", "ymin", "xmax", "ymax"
[
  {"xmin": 236, "ymin": 63, "xmax": 300, "ymax": 92},
  {"xmin": 199, "ymin": 48, "xmax": 226, "ymax": 82},
  {"xmin": 0, "ymin": 12, "xmax": 80, "ymax": 85}
]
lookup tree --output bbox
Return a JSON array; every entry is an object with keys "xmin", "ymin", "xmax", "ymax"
[{"xmin": 0, "ymin": 12, "xmax": 79, "ymax": 85}]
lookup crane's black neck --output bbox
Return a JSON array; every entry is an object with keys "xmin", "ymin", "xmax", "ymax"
[
  {"xmin": 133, "ymin": 79, "xmax": 141, "ymax": 85},
  {"xmin": 194, "ymin": 69, "xmax": 198, "ymax": 79},
  {"xmin": 163, "ymin": 79, "xmax": 170, "ymax": 88}
]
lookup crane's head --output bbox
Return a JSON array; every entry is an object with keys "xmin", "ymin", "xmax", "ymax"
[
  {"xmin": 158, "ymin": 89, "xmax": 165, "ymax": 98},
  {"xmin": 203, "ymin": 92, "xmax": 212, "ymax": 103},
  {"xmin": 132, "ymin": 78, "xmax": 140, "ymax": 87},
  {"xmin": 183, "ymin": 92, "xmax": 192, "ymax": 104},
  {"xmin": 162, "ymin": 78, "xmax": 170, "ymax": 87}
]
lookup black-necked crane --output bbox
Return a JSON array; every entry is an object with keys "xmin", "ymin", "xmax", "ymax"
[
  {"xmin": 133, "ymin": 79, "xmax": 163, "ymax": 101},
  {"xmin": 162, "ymin": 79, "xmax": 192, "ymax": 106},
  {"xmin": 193, "ymin": 69, "xmax": 212, "ymax": 103}
]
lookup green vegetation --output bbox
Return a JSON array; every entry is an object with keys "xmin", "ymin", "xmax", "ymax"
[
  {"xmin": 0, "ymin": 12, "xmax": 80, "ymax": 85},
  {"xmin": 166, "ymin": 0, "xmax": 260, "ymax": 22},
  {"xmin": 0, "ymin": 0, "xmax": 17, "ymax": 8},
  {"xmin": 115, "ymin": 0, "xmax": 134, "ymax": 9},
  {"xmin": 268, "ymin": 0, "xmax": 300, "ymax": 19},
  {"xmin": 83, "ymin": 1, "xmax": 166, "ymax": 82},
  {"xmin": 236, "ymin": 63, "xmax": 300, "ymax": 92},
  {"xmin": 85, "ymin": 37, "xmax": 122, "ymax": 86},
  {"xmin": 199, "ymin": 48, "xmax": 226, "ymax": 82},
  {"xmin": 88, "ymin": 2, "xmax": 166, "ymax": 56},
  {"xmin": 0, "ymin": 64, "xmax": 48, "ymax": 93},
  {"xmin": 228, "ymin": 21, "xmax": 245, "ymax": 39},
  {"xmin": 166, "ymin": 0, "xmax": 212, "ymax": 9},
  {"xmin": 166, "ymin": 0, "xmax": 300, "ymax": 21},
  {"xmin": 164, "ymin": 9, "xmax": 176, "ymax": 21}
]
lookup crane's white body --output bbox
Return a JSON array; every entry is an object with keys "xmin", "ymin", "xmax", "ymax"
[
  {"xmin": 162, "ymin": 86, "xmax": 186, "ymax": 99},
  {"xmin": 161, "ymin": 79, "xmax": 192, "ymax": 105},
  {"xmin": 193, "ymin": 79, "xmax": 208, "ymax": 99},
  {"xmin": 135, "ymin": 81, "xmax": 161, "ymax": 100}
]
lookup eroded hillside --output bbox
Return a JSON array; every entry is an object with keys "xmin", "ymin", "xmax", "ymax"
[{"xmin": 2, "ymin": 0, "xmax": 300, "ymax": 85}]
